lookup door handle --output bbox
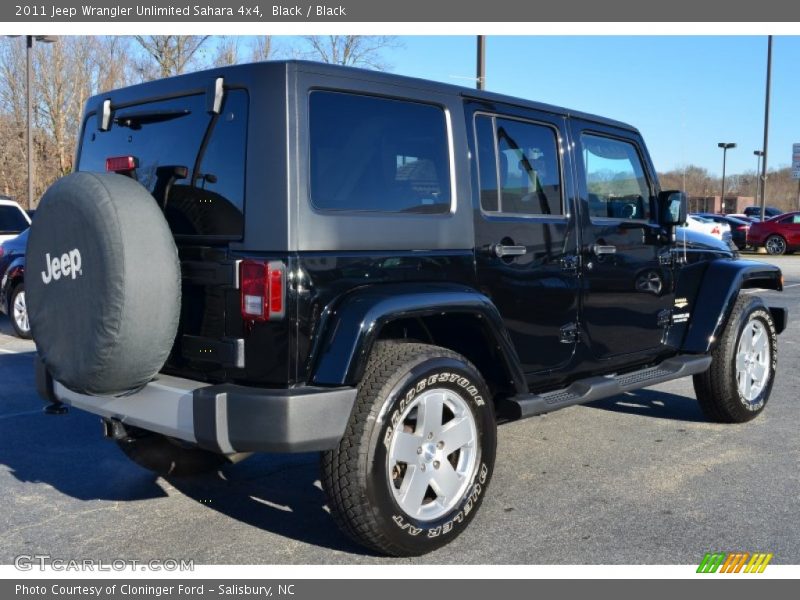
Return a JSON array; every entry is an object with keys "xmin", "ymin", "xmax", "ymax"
[
  {"xmin": 492, "ymin": 244, "xmax": 527, "ymax": 258},
  {"xmin": 591, "ymin": 244, "xmax": 617, "ymax": 256}
]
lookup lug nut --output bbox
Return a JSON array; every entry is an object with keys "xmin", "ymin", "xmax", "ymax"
[
  {"xmin": 420, "ymin": 464, "xmax": 426, "ymax": 471},
  {"xmin": 417, "ymin": 447, "xmax": 423, "ymax": 454},
  {"xmin": 427, "ymin": 432, "xmax": 434, "ymax": 440},
  {"xmin": 436, "ymin": 441, "xmax": 444, "ymax": 449},
  {"xmin": 433, "ymin": 461, "xmax": 440, "ymax": 469}
]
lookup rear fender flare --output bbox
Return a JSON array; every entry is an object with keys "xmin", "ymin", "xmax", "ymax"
[{"xmin": 308, "ymin": 283, "xmax": 526, "ymax": 394}]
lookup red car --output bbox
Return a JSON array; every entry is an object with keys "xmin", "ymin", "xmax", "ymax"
[{"xmin": 747, "ymin": 211, "xmax": 800, "ymax": 255}]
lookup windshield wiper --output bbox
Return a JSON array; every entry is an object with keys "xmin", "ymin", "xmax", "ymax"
[{"xmin": 114, "ymin": 109, "xmax": 191, "ymax": 129}]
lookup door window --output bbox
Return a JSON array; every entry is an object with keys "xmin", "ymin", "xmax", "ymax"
[
  {"xmin": 581, "ymin": 134, "xmax": 651, "ymax": 221},
  {"xmin": 475, "ymin": 115, "xmax": 563, "ymax": 216}
]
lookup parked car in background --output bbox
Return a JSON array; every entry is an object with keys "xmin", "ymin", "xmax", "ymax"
[
  {"xmin": 0, "ymin": 198, "xmax": 31, "ymax": 244},
  {"xmin": 744, "ymin": 206, "xmax": 782, "ymax": 219},
  {"xmin": 680, "ymin": 214, "xmax": 732, "ymax": 245},
  {"xmin": 694, "ymin": 213, "xmax": 751, "ymax": 250},
  {"xmin": 748, "ymin": 211, "xmax": 800, "ymax": 255},
  {"xmin": 0, "ymin": 228, "xmax": 30, "ymax": 338}
]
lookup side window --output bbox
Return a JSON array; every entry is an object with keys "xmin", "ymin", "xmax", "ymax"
[
  {"xmin": 581, "ymin": 133, "xmax": 652, "ymax": 221},
  {"xmin": 475, "ymin": 114, "xmax": 562, "ymax": 216},
  {"xmin": 309, "ymin": 91, "xmax": 451, "ymax": 214}
]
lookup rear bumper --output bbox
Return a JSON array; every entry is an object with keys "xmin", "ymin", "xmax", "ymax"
[{"xmin": 36, "ymin": 359, "xmax": 357, "ymax": 454}]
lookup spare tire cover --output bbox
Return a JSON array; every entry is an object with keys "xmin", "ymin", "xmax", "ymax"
[{"xmin": 27, "ymin": 172, "xmax": 181, "ymax": 395}]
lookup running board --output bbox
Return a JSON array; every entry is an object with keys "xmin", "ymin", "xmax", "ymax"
[{"xmin": 506, "ymin": 355, "xmax": 712, "ymax": 420}]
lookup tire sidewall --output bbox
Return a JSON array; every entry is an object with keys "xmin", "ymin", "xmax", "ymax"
[
  {"xmin": 364, "ymin": 355, "xmax": 496, "ymax": 554},
  {"xmin": 729, "ymin": 301, "xmax": 777, "ymax": 416},
  {"xmin": 10, "ymin": 284, "xmax": 30, "ymax": 338}
]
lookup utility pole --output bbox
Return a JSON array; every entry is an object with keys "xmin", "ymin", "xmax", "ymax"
[
  {"xmin": 760, "ymin": 35, "xmax": 773, "ymax": 221},
  {"xmin": 476, "ymin": 35, "xmax": 485, "ymax": 90},
  {"xmin": 718, "ymin": 143, "xmax": 736, "ymax": 213},
  {"xmin": 753, "ymin": 150, "xmax": 764, "ymax": 205}
]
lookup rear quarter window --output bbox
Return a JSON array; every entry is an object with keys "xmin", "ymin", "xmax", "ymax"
[{"xmin": 309, "ymin": 91, "xmax": 452, "ymax": 214}]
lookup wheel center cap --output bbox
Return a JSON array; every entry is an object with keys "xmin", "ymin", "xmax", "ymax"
[{"xmin": 422, "ymin": 443, "xmax": 437, "ymax": 463}]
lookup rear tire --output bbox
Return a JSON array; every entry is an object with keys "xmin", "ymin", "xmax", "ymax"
[
  {"xmin": 116, "ymin": 426, "xmax": 230, "ymax": 477},
  {"xmin": 693, "ymin": 295, "xmax": 777, "ymax": 423},
  {"xmin": 9, "ymin": 283, "xmax": 31, "ymax": 339},
  {"xmin": 765, "ymin": 234, "xmax": 787, "ymax": 255},
  {"xmin": 321, "ymin": 341, "xmax": 496, "ymax": 556}
]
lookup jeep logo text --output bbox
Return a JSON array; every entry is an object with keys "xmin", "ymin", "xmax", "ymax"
[{"xmin": 41, "ymin": 250, "xmax": 82, "ymax": 284}]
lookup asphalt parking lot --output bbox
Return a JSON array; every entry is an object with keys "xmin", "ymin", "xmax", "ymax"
[{"xmin": 1, "ymin": 254, "xmax": 798, "ymax": 565}]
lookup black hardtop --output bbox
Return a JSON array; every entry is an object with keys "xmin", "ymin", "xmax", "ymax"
[{"xmin": 81, "ymin": 59, "xmax": 640, "ymax": 134}]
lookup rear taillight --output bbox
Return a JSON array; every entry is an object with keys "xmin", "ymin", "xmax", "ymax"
[
  {"xmin": 240, "ymin": 260, "xmax": 286, "ymax": 322},
  {"xmin": 737, "ymin": 225, "xmax": 748, "ymax": 231},
  {"xmin": 106, "ymin": 155, "xmax": 138, "ymax": 173}
]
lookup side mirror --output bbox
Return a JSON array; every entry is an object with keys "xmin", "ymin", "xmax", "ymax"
[{"xmin": 658, "ymin": 190, "xmax": 687, "ymax": 227}]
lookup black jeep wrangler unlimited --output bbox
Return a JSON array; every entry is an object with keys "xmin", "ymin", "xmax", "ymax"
[{"xmin": 29, "ymin": 61, "xmax": 786, "ymax": 556}]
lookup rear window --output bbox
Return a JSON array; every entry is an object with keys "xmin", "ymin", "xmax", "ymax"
[
  {"xmin": 309, "ymin": 91, "xmax": 452, "ymax": 214},
  {"xmin": 0, "ymin": 205, "xmax": 29, "ymax": 234},
  {"xmin": 77, "ymin": 90, "xmax": 248, "ymax": 239}
]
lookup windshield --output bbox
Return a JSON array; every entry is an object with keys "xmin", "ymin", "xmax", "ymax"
[{"xmin": 0, "ymin": 205, "xmax": 30, "ymax": 234}]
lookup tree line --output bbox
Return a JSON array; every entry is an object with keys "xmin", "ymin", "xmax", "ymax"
[{"xmin": 659, "ymin": 164, "xmax": 798, "ymax": 211}]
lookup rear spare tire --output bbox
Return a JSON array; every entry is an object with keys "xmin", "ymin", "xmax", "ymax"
[{"xmin": 26, "ymin": 172, "xmax": 180, "ymax": 395}]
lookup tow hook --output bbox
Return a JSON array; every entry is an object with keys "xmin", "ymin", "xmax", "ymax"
[
  {"xmin": 102, "ymin": 418, "xmax": 128, "ymax": 440},
  {"xmin": 43, "ymin": 402, "xmax": 68, "ymax": 415}
]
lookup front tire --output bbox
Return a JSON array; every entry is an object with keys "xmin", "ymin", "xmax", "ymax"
[
  {"xmin": 693, "ymin": 295, "xmax": 777, "ymax": 423},
  {"xmin": 10, "ymin": 284, "xmax": 32, "ymax": 339},
  {"xmin": 321, "ymin": 342, "xmax": 497, "ymax": 556}
]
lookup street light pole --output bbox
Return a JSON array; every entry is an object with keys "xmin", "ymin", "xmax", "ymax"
[
  {"xmin": 11, "ymin": 35, "xmax": 57, "ymax": 211},
  {"xmin": 25, "ymin": 35, "xmax": 33, "ymax": 211},
  {"xmin": 753, "ymin": 150, "xmax": 764, "ymax": 204},
  {"xmin": 718, "ymin": 142, "xmax": 736, "ymax": 214}
]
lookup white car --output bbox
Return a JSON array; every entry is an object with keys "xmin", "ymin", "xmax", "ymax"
[
  {"xmin": 680, "ymin": 214, "xmax": 730, "ymax": 242},
  {"xmin": 0, "ymin": 198, "xmax": 31, "ymax": 244}
]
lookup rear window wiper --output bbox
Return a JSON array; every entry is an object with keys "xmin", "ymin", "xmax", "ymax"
[{"xmin": 114, "ymin": 109, "xmax": 191, "ymax": 129}]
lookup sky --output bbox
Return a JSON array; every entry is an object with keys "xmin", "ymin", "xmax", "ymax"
[{"xmin": 268, "ymin": 35, "xmax": 798, "ymax": 177}]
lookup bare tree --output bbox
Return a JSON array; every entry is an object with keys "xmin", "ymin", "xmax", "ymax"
[
  {"xmin": 0, "ymin": 39, "xmax": 27, "ymax": 201},
  {"xmin": 213, "ymin": 37, "xmax": 240, "ymax": 67},
  {"xmin": 94, "ymin": 36, "xmax": 134, "ymax": 93},
  {"xmin": 0, "ymin": 37, "xmax": 137, "ymax": 206},
  {"xmin": 133, "ymin": 35, "xmax": 210, "ymax": 79},
  {"xmin": 35, "ymin": 37, "xmax": 98, "ymax": 178},
  {"xmin": 251, "ymin": 36, "xmax": 273, "ymax": 62},
  {"xmin": 302, "ymin": 36, "xmax": 400, "ymax": 70}
]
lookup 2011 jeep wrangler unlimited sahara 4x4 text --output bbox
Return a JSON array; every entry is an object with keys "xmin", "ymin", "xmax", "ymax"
[{"xmin": 29, "ymin": 61, "xmax": 786, "ymax": 556}]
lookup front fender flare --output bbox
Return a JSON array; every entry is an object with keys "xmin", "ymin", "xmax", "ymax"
[
  {"xmin": 681, "ymin": 258, "xmax": 783, "ymax": 353},
  {"xmin": 309, "ymin": 282, "xmax": 526, "ymax": 393}
]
